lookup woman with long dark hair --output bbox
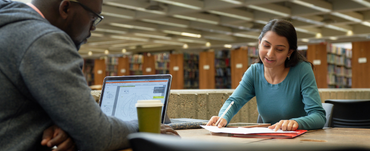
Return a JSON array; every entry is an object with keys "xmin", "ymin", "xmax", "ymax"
[{"xmin": 207, "ymin": 19, "xmax": 326, "ymax": 131}]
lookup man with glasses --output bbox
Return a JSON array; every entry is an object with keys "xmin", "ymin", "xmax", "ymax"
[{"xmin": 0, "ymin": 0, "xmax": 178, "ymax": 150}]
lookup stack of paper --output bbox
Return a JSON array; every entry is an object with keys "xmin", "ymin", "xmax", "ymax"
[{"xmin": 201, "ymin": 125, "xmax": 306, "ymax": 139}]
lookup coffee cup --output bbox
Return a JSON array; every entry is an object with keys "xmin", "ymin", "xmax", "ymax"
[{"xmin": 136, "ymin": 100, "xmax": 163, "ymax": 133}]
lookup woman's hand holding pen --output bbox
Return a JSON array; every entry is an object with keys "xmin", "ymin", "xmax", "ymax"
[
  {"xmin": 206, "ymin": 116, "xmax": 227, "ymax": 128},
  {"xmin": 268, "ymin": 120, "xmax": 299, "ymax": 131}
]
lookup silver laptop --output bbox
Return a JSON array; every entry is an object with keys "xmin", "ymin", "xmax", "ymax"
[{"xmin": 99, "ymin": 74, "xmax": 172, "ymax": 123}]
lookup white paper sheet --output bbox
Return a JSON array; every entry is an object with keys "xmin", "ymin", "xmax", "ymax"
[{"xmin": 200, "ymin": 125, "xmax": 296, "ymax": 134}]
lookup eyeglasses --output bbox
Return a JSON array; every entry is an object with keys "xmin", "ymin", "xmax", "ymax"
[{"xmin": 68, "ymin": 0, "xmax": 104, "ymax": 27}]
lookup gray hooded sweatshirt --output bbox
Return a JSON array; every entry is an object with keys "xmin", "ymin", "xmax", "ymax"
[{"xmin": 0, "ymin": 0, "xmax": 138, "ymax": 150}]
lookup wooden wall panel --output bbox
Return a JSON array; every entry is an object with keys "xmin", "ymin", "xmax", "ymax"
[
  {"xmin": 307, "ymin": 44, "xmax": 328, "ymax": 88},
  {"xmin": 142, "ymin": 55, "xmax": 156, "ymax": 75},
  {"xmin": 169, "ymin": 54, "xmax": 184, "ymax": 89},
  {"xmin": 352, "ymin": 41, "xmax": 370, "ymax": 88},
  {"xmin": 199, "ymin": 51, "xmax": 215, "ymax": 89},
  {"xmin": 230, "ymin": 48, "xmax": 249, "ymax": 89},
  {"xmin": 93, "ymin": 59, "xmax": 106, "ymax": 85},
  {"xmin": 117, "ymin": 57, "xmax": 130, "ymax": 76}
]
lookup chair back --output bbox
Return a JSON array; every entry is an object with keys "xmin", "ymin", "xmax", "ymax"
[
  {"xmin": 322, "ymin": 103, "xmax": 334, "ymax": 127},
  {"xmin": 325, "ymin": 99, "xmax": 370, "ymax": 128},
  {"xmin": 257, "ymin": 103, "xmax": 334, "ymax": 128}
]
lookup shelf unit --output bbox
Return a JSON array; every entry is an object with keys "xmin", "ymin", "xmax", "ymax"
[
  {"xmin": 142, "ymin": 54, "xmax": 156, "ymax": 75},
  {"xmin": 307, "ymin": 43, "xmax": 328, "ymax": 88},
  {"xmin": 307, "ymin": 43, "xmax": 352, "ymax": 88},
  {"xmin": 350, "ymin": 41, "xmax": 369, "ymax": 88},
  {"xmin": 83, "ymin": 59, "xmax": 94, "ymax": 86},
  {"xmin": 327, "ymin": 45, "xmax": 352, "ymax": 88},
  {"xmin": 248, "ymin": 46, "xmax": 259, "ymax": 66},
  {"xmin": 93, "ymin": 58, "xmax": 106, "ymax": 85},
  {"xmin": 129, "ymin": 54, "xmax": 143, "ymax": 75},
  {"xmin": 117, "ymin": 56, "xmax": 130, "ymax": 76},
  {"xmin": 155, "ymin": 53, "xmax": 170, "ymax": 74},
  {"xmin": 199, "ymin": 51, "xmax": 215, "ymax": 89},
  {"xmin": 183, "ymin": 53, "xmax": 199, "ymax": 89},
  {"xmin": 105, "ymin": 57, "xmax": 118, "ymax": 76},
  {"xmin": 169, "ymin": 54, "xmax": 184, "ymax": 89},
  {"xmin": 215, "ymin": 49, "xmax": 231, "ymax": 89},
  {"xmin": 230, "ymin": 47, "xmax": 249, "ymax": 89}
]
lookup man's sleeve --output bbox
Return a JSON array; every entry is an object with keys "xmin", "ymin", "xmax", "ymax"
[{"xmin": 19, "ymin": 31, "xmax": 138, "ymax": 151}]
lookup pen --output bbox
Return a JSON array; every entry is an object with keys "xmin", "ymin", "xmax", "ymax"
[{"xmin": 215, "ymin": 101, "xmax": 234, "ymax": 126}]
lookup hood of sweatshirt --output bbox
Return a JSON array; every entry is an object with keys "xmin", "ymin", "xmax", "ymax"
[{"xmin": 0, "ymin": 0, "xmax": 47, "ymax": 28}]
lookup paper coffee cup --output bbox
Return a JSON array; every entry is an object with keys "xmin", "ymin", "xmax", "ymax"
[{"xmin": 136, "ymin": 100, "xmax": 163, "ymax": 133}]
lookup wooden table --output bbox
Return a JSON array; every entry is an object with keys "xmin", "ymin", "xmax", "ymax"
[{"xmin": 177, "ymin": 127, "xmax": 370, "ymax": 148}]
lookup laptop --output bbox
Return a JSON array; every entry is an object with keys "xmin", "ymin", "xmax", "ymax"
[{"xmin": 99, "ymin": 74, "xmax": 172, "ymax": 123}]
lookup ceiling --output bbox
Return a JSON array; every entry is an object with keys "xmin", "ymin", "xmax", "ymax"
[{"xmin": 16, "ymin": 0, "xmax": 370, "ymax": 57}]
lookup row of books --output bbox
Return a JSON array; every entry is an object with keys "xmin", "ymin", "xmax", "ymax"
[
  {"xmin": 155, "ymin": 53, "xmax": 170, "ymax": 62},
  {"xmin": 155, "ymin": 70, "xmax": 169, "ymax": 74},
  {"xmin": 130, "ymin": 70, "xmax": 142, "ymax": 75},
  {"xmin": 106, "ymin": 65, "xmax": 117, "ymax": 72},
  {"xmin": 106, "ymin": 72, "xmax": 118, "ymax": 76},
  {"xmin": 129, "ymin": 54, "xmax": 143, "ymax": 63},
  {"xmin": 184, "ymin": 80, "xmax": 199, "ymax": 89},
  {"xmin": 328, "ymin": 46, "xmax": 352, "ymax": 57},
  {"xmin": 184, "ymin": 53, "xmax": 199, "ymax": 88},
  {"xmin": 327, "ymin": 54, "xmax": 346, "ymax": 65},
  {"xmin": 184, "ymin": 70, "xmax": 198, "ymax": 79},
  {"xmin": 130, "ymin": 64, "xmax": 142, "ymax": 70},
  {"xmin": 215, "ymin": 77, "xmax": 231, "ymax": 89},
  {"xmin": 328, "ymin": 65, "xmax": 352, "ymax": 77},
  {"xmin": 155, "ymin": 62, "xmax": 169, "ymax": 69},
  {"xmin": 105, "ymin": 57, "xmax": 118, "ymax": 65},
  {"xmin": 216, "ymin": 50, "xmax": 230, "ymax": 58},
  {"xmin": 184, "ymin": 53, "xmax": 199, "ymax": 60},
  {"xmin": 248, "ymin": 47, "xmax": 259, "ymax": 56},
  {"xmin": 327, "ymin": 74, "xmax": 352, "ymax": 87},
  {"xmin": 216, "ymin": 68, "xmax": 231, "ymax": 77},
  {"xmin": 215, "ymin": 59, "xmax": 230, "ymax": 68}
]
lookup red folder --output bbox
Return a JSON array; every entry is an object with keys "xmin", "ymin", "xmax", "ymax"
[{"xmin": 231, "ymin": 130, "xmax": 307, "ymax": 139}]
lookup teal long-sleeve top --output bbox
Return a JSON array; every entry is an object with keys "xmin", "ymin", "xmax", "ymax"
[{"xmin": 219, "ymin": 61, "xmax": 326, "ymax": 130}]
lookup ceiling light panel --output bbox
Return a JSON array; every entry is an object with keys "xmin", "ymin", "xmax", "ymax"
[
  {"xmin": 221, "ymin": 0, "xmax": 242, "ymax": 5},
  {"xmin": 247, "ymin": 4, "xmax": 290, "ymax": 17},
  {"xmin": 189, "ymin": 22, "xmax": 231, "ymax": 34},
  {"xmin": 291, "ymin": 0, "xmax": 331, "ymax": 12},
  {"xmin": 141, "ymin": 19, "xmax": 189, "ymax": 28},
  {"xmin": 153, "ymin": 40, "xmax": 185, "ymax": 45},
  {"xmin": 173, "ymin": 13, "xmax": 219, "ymax": 25},
  {"xmin": 353, "ymin": 0, "xmax": 370, "ymax": 7},
  {"xmin": 95, "ymin": 28, "xmax": 127, "ymax": 34},
  {"xmin": 110, "ymin": 35, "xmax": 149, "ymax": 42},
  {"xmin": 110, "ymin": 23, "xmax": 156, "ymax": 31},
  {"xmin": 331, "ymin": 12, "xmax": 363, "ymax": 22},
  {"xmin": 105, "ymin": 1, "xmax": 165, "ymax": 15},
  {"xmin": 153, "ymin": 0, "xmax": 203, "ymax": 10},
  {"xmin": 102, "ymin": 5, "xmax": 135, "ymax": 19},
  {"xmin": 208, "ymin": 8, "xmax": 253, "ymax": 21},
  {"xmin": 134, "ymin": 33, "xmax": 172, "ymax": 40},
  {"xmin": 177, "ymin": 38, "xmax": 207, "ymax": 44}
]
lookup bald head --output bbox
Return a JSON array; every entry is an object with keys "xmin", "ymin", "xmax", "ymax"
[{"xmin": 31, "ymin": 0, "xmax": 103, "ymax": 49}]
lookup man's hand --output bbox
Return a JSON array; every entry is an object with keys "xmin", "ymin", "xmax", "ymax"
[
  {"xmin": 160, "ymin": 124, "xmax": 180, "ymax": 137},
  {"xmin": 41, "ymin": 125, "xmax": 76, "ymax": 151},
  {"xmin": 268, "ymin": 120, "xmax": 299, "ymax": 131}
]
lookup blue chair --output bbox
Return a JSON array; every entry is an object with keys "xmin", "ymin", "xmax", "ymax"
[
  {"xmin": 325, "ymin": 99, "xmax": 370, "ymax": 128},
  {"xmin": 257, "ymin": 103, "xmax": 333, "ymax": 128}
]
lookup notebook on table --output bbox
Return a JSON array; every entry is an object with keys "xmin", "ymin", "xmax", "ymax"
[{"xmin": 99, "ymin": 74, "xmax": 172, "ymax": 123}]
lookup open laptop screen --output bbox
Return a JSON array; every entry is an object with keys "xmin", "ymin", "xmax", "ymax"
[{"xmin": 99, "ymin": 75, "xmax": 171, "ymax": 123}]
